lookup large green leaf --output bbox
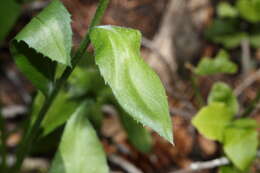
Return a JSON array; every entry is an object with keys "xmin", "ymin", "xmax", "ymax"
[
  {"xmin": 0, "ymin": 0, "xmax": 21, "ymax": 44},
  {"xmin": 223, "ymin": 119, "xmax": 258, "ymax": 170},
  {"xmin": 118, "ymin": 109, "xmax": 152, "ymax": 153},
  {"xmin": 10, "ymin": 0, "xmax": 72, "ymax": 95},
  {"xmin": 31, "ymin": 91, "xmax": 78, "ymax": 136},
  {"xmin": 90, "ymin": 26, "xmax": 173, "ymax": 143},
  {"xmin": 49, "ymin": 102, "xmax": 109, "ymax": 173},
  {"xmin": 236, "ymin": 0, "xmax": 260, "ymax": 23},
  {"xmin": 208, "ymin": 82, "xmax": 239, "ymax": 115},
  {"xmin": 192, "ymin": 102, "xmax": 234, "ymax": 141},
  {"xmin": 195, "ymin": 50, "xmax": 238, "ymax": 76}
]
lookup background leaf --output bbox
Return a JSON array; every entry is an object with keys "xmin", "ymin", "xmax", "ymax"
[
  {"xmin": 217, "ymin": 2, "xmax": 238, "ymax": 18},
  {"xmin": 0, "ymin": 0, "xmax": 21, "ymax": 44},
  {"xmin": 90, "ymin": 25, "xmax": 173, "ymax": 143},
  {"xmin": 223, "ymin": 120, "xmax": 258, "ymax": 170},
  {"xmin": 208, "ymin": 82, "xmax": 239, "ymax": 115},
  {"xmin": 10, "ymin": 0, "xmax": 72, "ymax": 95},
  {"xmin": 31, "ymin": 91, "xmax": 78, "ymax": 136},
  {"xmin": 49, "ymin": 102, "xmax": 109, "ymax": 173},
  {"xmin": 236, "ymin": 0, "xmax": 260, "ymax": 23},
  {"xmin": 118, "ymin": 108, "xmax": 152, "ymax": 153},
  {"xmin": 192, "ymin": 102, "xmax": 234, "ymax": 141},
  {"xmin": 195, "ymin": 49, "xmax": 238, "ymax": 75}
]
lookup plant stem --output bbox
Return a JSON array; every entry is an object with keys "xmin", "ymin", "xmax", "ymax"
[
  {"xmin": 11, "ymin": 0, "xmax": 109, "ymax": 172},
  {"xmin": 241, "ymin": 89, "xmax": 260, "ymax": 117},
  {"xmin": 0, "ymin": 108, "xmax": 7, "ymax": 172}
]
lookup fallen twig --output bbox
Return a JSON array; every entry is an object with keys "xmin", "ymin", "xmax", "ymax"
[
  {"xmin": 170, "ymin": 150, "xmax": 260, "ymax": 173},
  {"xmin": 108, "ymin": 155, "xmax": 143, "ymax": 173}
]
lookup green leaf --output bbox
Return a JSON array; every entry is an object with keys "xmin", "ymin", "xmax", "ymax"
[
  {"xmin": 195, "ymin": 49, "xmax": 238, "ymax": 76},
  {"xmin": 90, "ymin": 26, "xmax": 173, "ymax": 143},
  {"xmin": 208, "ymin": 82, "xmax": 239, "ymax": 115},
  {"xmin": 68, "ymin": 66, "xmax": 105, "ymax": 98},
  {"xmin": 49, "ymin": 102, "xmax": 109, "ymax": 173},
  {"xmin": 217, "ymin": 2, "xmax": 238, "ymax": 18},
  {"xmin": 10, "ymin": 0, "xmax": 72, "ymax": 95},
  {"xmin": 223, "ymin": 120, "xmax": 258, "ymax": 170},
  {"xmin": 31, "ymin": 91, "xmax": 78, "ymax": 136},
  {"xmin": 192, "ymin": 102, "xmax": 234, "ymax": 141},
  {"xmin": 219, "ymin": 166, "xmax": 244, "ymax": 173},
  {"xmin": 0, "ymin": 0, "xmax": 21, "ymax": 44},
  {"xmin": 236, "ymin": 0, "xmax": 260, "ymax": 23},
  {"xmin": 230, "ymin": 118, "xmax": 258, "ymax": 129},
  {"xmin": 213, "ymin": 32, "xmax": 247, "ymax": 49},
  {"xmin": 205, "ymin": 19, "xmax": 239, "ymax": 40},
  {"xmin": 118, "ymin": 109, "xmax": 152, "ymax": 153},
  {"xmin": 249, "ymin": 34, "xmax": 260, "ymax": 48}
]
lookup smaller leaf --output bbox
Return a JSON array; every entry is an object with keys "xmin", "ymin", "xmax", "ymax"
[
  {"xmin": 223, "ymin": 120, "xmax": 258, "ymax": 170},
  {"xmin": 0, "ymin": 0, "xmax": 21, "ymax": 44},
  {"xmin": 31, "ymin": 91, "xmax": 78, "ymax": 136},
  {"xmin": 236, "ymin": 0, "xmax": 260, "ymax": 23},
  {"xmin": 208, "ymin": 82, "xmax": 239, "ymax": 115},
  {"xmin": 249, "ymin": 34, "xmax": 260, "ymax": 48},
  {"xmin": 10, "ymin": 0, "xmax": 72, "ymax": 95},
  {"xmin": 230, "ymin": 118, "xmax": 258, "ymax": 129},
  {"xmin": 213, "ymin": 32, "xmax": 247, "ymax": 49},
  {"xmin": 49, "ymin": 102, "xmax": 109, "ymax": 173},
  {"xmin": 217, "ymin": 2, "xmax": 238, "ymax": 18},
  {"xmin": 195, "ymin": 49, "xmax": 238, "ymax": 76},
  {"xmin": 68, "ymin": 66, "xmax": 105, "ymax": 98},
  {"xmin": 118, "ymin": 109, "xmax": 152, "ymax": 153},
  {"xmin": 192, "ymin": 102, "xmax": 234, "ymax": 141}
]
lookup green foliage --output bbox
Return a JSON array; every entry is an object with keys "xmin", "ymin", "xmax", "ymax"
[
  {"xmin": 118, "ymin": 109, "xmax": 152, "ymax": 153},
  {"xmin": 193, "ymin": 83, "xmax": 258, "ymax": 170},
  {"xmin": 195, "ymin": 50, "xmax": 238, "ymax": 75},
  {"xmin": 7, "ymin": 1, "xmax": 174, "ymax": 172},
  {"xmin": 10, "ymin": 0, "xmax": 72, "ymax": 95},
  {"xmin": 236, "ymin": 0, "xmax": 260, "ymax": 23},
  {"xmin": 219, "ymin": 166, "xmax": 244, "ymax": 173},
  {"xmin": 206, "ymin": 0, "xmax": 260, "ymax": 48},
  {"xmin": 49, "ymin": 102, "xmax": 109, "ymax": 173},
  {"xmin": 90, "ymin": 26, "xmax": 173, "ymax": 143},
  {"xmin": 31, "ymin": 91, "xmax": 78, "ymax": 136},
  {"xmin": 223, "ymin": 119, "xmax": 258, "ymax": 170},
  {"xmin": 208, "ymin": 82, "xmax": 239, "ymax": 115},
  {"xmin": 217, "ymin": 2, "xmax": 238, "ymax": 18},
  {"xmin": 0, "ymin": 0, "xmax": 21, "ymax": 44},
  {"xmin": 192, "ymin": 102, "xmax": 234, "ymax": 141}
]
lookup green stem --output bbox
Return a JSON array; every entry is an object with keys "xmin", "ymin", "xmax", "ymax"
[
  {"xmin": 241, "ymin": 89, "xmax": 260, "ymax": 117},
  {"xmin": 11, "ymin": 0, "xmax": 109, "ymax": 172},
  {"xmin": 0, "ymin": 108, "xmax": 7, "ymax": 172}
]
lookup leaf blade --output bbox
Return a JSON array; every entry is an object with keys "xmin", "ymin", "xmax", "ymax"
[
  {"xmin": 192, "ymin": 102, "xmax": 234, "ymax": 141},
  {"xmin": 90, "ymin": 26, "xmax": 173, "ymax": 143},
  {"xmin": 10, "ymin": 0, "xmax": 72, "ymax": 95},
  {"xmin": 49, "ymin": 102, "xmax": 109, "ymax": 173}
]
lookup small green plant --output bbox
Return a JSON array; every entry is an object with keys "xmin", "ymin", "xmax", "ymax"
[
  {"xmin": 0, "ymin": 0, "xmax": 174, "ymax": 172},
  {"xmin": 206, "ymin": 0, "xmax": 260, "ymax": 49},
  {"xmin": 192, "ymin": 51, "xmax": 259, "ymax": 172}
]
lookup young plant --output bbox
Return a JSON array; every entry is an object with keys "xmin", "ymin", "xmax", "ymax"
[
  {"xmin": 192, "ymin": 53, "xmax": 259, "ymax": 172},
  {"xmin": 206, "ymin": 0, "xmax": 260, "ymax": 49},
  {"xmin": 4, "ymin": 0, "xmax": 173, "ymax": 172}
]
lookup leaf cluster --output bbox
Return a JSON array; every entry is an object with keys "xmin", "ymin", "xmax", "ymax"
[{"xmin": 205, "ymin": 0, "xmax": 260, "ymax": 49}]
